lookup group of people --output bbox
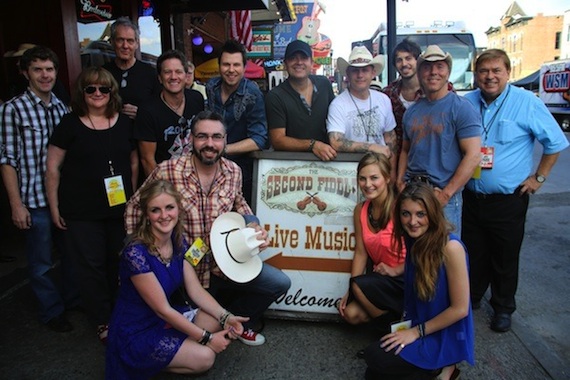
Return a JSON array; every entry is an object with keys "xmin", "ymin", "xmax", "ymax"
[{"xmin": 1, "ymin": 14, "xmax": 568, "ymax": 380}]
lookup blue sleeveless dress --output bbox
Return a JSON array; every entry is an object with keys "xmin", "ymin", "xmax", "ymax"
[
  {"xmin": 105, "ymin": 239, "xmax": 190, "ymax": 379},
  {"xmin": 399, "ymin": 234, "xmax": 475, "ymax": 369}
]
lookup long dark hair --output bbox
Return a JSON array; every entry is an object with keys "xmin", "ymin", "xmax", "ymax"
[
  {"xmin": 132, "ymin": 180, "xmax": 185, "ymax": 254},
  {"xmin": 393, "ymin": 182, "xmax": 451, "ymax": 301}
]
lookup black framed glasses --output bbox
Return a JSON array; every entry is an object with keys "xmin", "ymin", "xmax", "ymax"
[
  {"xmin": 84, "ymin": 85, "xmax": 111, "ymax": 94},
  {"xmin": 193, "ymin": 133, "xmax": 226, "ymax": 142},
  {"xmin": 121, "ymin": 71, "xmax": 128, "ymax": 88}
]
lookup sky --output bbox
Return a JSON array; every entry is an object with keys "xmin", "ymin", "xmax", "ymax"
[
  {"xmin": 318, "ymin": 0, "xmax": 569, "ymax": 59},
  {"xmin": 77, "ymin": 0, "xmax": 569, "ymax": 59}
]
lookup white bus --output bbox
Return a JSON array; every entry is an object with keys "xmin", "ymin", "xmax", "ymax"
[{"xmin": 372, "ymin": 21, "xmax": 477, "ymax": 93}]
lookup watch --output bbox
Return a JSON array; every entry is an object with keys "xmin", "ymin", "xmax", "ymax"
[{"xmin": 535, "ymin": 174, "xmax": 546, "ymax": 183}]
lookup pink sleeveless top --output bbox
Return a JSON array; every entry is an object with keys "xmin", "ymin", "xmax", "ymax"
[{"xmin": 359, "ymin": 200, "xmax": 406, "ymax": 267}]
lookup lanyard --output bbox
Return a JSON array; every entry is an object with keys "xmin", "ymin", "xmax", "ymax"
[{"xmin": 480, "ymin": 85, "xmax": 510, "ymax": 144}]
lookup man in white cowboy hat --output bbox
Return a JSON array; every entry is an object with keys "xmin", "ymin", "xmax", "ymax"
[
  {"xmin": 125, "ymin": 110, "xmax": 291, "ymax": 346},
  {"xmin": 326, "ymin": 45, "xmax": 397, "ymax": 177},
  {"xmin": 396, "ymin": 45, "xmax": 481, "ymax": 236}
]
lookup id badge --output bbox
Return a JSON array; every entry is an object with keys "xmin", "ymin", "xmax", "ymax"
[
  {"xmin": 104, "ymin": 175, "xmax": 126, "ymax": 207},
  {"xmin": 391, "ymin": 319, "xmax": 411, "ymax": 333},
  {"xmin": 184, "ymin": 237, "xmax": 210, "ymax": 266},
  {"xmin": 480, "ymin": 146, "xmax": 494, "ymax": 169}
]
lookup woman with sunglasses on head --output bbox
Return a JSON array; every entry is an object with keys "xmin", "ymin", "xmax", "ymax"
[
  {"xmin": 338, "ymin": 152, "xmax": 406, "ymax": 328},
  {"xmin": 106, "ymin": 180, "xmax": 246, "ymax": 379},
  {"xmin": 46, "ymin": 66, "xmax": 138, "ymax": 343},
  {"xmin": 363, "ymin": 182, "xmax": 474, "ymax": 380}
]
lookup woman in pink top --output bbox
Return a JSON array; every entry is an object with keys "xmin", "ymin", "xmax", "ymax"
[{"xmin": 338, "ymin": 152, "xmax": 406, "ymax": 326}]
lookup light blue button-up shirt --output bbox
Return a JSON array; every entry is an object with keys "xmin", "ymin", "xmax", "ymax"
[{"xmin": 465, "ymin": 84, "xmax": 569, "ymax": 194}]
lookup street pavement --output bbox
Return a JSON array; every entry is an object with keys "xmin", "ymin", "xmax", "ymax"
[{"xmin": 0, "ymin": 136, "xmax": 568, "ymax": 379}]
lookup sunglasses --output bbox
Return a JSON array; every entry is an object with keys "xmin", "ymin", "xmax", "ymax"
[
  {"xmin": 121, "ymin": 71, "xmax": 128, "ymax": 88},
  {"xmin": 84, "ymin": 85, "xmax": 112, "ymax": 94}
]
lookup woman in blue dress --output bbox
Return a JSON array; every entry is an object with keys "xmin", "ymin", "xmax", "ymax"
[
  {"xmin": 105, "ymin": 180, "xmax": 247, "ymax": 379},
  {"xmin": 363, "ymin": 182, "xmax": 474, "ymax": 379}
]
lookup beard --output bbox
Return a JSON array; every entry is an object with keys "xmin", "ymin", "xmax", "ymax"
[{"xmin": 195, "ymin": 145, "xmax": 224, "ymax": 166}]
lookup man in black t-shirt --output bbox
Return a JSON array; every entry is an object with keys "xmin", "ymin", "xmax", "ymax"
[
  {"xmin": 102, "ymin": 17, "xmax": 161, "ymax": 120},
  {"xmin": 135, "ymin": 50, "xmax": 204, "ymax": 177}
]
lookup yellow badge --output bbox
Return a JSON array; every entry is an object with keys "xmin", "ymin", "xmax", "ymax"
[
  {"xmin": 184, "ymin": 237, "xmax": 210, "ymax": 266},
  {"xmin": 104, "ymin": 175, "xmax": 126, "ymax": 207}
]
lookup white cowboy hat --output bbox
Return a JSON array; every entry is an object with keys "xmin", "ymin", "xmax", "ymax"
[
  {"xmin": 417, "ymin": 45, "xmax": 453, "ymax": 71},
  {"xmin": 210, "ymin": 212, "xmax": 264, "ymax": 283},
  {"xmin": 337, "ymin": 46, "xmax": 384, "ymax": 76}
]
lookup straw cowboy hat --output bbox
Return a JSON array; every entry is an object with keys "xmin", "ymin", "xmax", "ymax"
[
  {"xmin": 3, "ymin": 43, "xmax": 36, "ymax": 58},
  {"xmin": 210, "ymin": 212, "xmax": 264, "ymax": 283},
  {"xmin": 337, "ymin": 46, "xmax": 384, "ymax": 76},
  {"xmin": 417, "ymin": 45, "xmax": 453, "ymax": 71}
]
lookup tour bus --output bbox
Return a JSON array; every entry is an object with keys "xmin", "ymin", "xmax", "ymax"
[{"xmin": 371, "ymin": 21, "xmax": 477, "ymax": 94}]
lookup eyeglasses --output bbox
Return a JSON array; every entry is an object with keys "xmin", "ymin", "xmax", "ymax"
[
  {"xmin": 84, "ymin": 86, "xmax": 111, "ymax": 94},
  {"xmin": 193, "ymin": 133, "xmax": 226, "ymax": 142},
  {"xmin": 121, "ymin": 71, "xmax": 128, "ymax": 88}
]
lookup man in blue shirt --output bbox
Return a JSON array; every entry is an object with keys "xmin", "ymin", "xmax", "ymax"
[
  {"xmin": 396, "ymin": 45, "xmax": 481, "ymax": 236},
  {"xmin": 206, "ymin": 40, "xmax": 268, "ymax": 204},
  {"xmin": 463, "ymin": 49, "xmax": 569, "ymax": 333}
]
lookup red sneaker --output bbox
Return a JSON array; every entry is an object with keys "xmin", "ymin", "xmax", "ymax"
[{"xmin": 237, "ymin": 328, "xmax": 266, "ymax": 346}]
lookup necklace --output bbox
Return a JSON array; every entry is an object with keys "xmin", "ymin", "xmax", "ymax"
[
  {"xmin": 86, "ymin": 114, "xmax": 110, "ymax": 130},
  {"xmin": 161, "ymin": 93, "xmax": 185, "ymax": 115},
  {"xmin": 348, "ymin": 91, "xmax": 375, "ymax": 141},
  {"xmin": 367, "ymin": 202, "xmax": 382, "ymax": 230},
  {"xmin": 155, "ymin": 241, "xmax": 173, "ymax": 267}
]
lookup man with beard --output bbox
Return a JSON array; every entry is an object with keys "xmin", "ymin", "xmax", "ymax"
[
  {"xmin": 381, "ymin": 40, "xmax": 422, "ymax": 164},
  {"xmin": 103, "ymin": 17, "xmax": 161, "ymax": 120},
  {"xmin": 125, "ymin": 110, "xmax": 291, "ymax": 346},
  {"xmin": 135, "ymin": 50, "xmax": 204, "ymax": 177}
]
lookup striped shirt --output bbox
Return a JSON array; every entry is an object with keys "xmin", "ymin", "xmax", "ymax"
[
  {"xmin": 0, "ymin": 90, "xmax": 69, "ymax": 208},
  {"xmin": 124, "ymin": 154, "xmax": 255, "ymax": 288}
]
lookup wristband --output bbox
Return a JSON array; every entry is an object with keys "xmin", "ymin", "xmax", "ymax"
[
  {"xmin": 199, "ymin": 329, "xmax": 212, "ymax": 345},
  {"xmin": 308, "ymin": 139, "xmax": 316, "ymax": 152}
]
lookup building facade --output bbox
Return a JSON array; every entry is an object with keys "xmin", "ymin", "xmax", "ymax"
[{"xmin": 485, "ymin": 1, "xmax": 563, "ymax": 80}]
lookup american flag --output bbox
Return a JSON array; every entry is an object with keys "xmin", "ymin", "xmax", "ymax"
[{"xmin": 230, "ymin": 10, "xmax": 253, "ymax": 51}]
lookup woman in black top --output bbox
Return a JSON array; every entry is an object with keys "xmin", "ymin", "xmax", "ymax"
[{"xmin": 46, "ymin": 66, "xmax": 138, "ymax": 343}]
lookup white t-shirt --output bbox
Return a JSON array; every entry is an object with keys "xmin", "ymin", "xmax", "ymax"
[{"xmin": 327, "ymin": 89, "xmax": 396, "ymax": 145}]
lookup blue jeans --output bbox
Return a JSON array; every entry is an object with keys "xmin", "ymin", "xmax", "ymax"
[
  {"xmin": 444, "ymin": 191, "xmax": 463, "ymax": 237},
  {"xmin": 26, "ymin": 208, "xmax": 78, "ymax": 323},
  {"xmin": 209, "ymin": 263, "xmax": 291, "ymax": 330}
]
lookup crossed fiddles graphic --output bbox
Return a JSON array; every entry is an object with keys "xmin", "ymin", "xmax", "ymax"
[{"xmin": 297, "ymin": 192, "xmax": 327, "ymax": 211}]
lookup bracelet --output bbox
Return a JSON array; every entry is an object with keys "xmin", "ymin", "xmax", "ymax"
[
  {"xmin": 308, "ymin": 139, "xmax": 316, "ymax": 152},
  {"xmin": 417, "ymin": 323, "xmax": 425, "ymax": 339},
  {"xmin": 219, "ymin": 310, "xmax": 233, "ymax": 328},
  {"xmin": 198, "ymin": 329, "xmax": 212, "ymax": 345}
]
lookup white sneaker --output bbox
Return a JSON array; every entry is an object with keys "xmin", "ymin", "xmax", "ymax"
[{"xmin": 237, "ymin": 328, "xmax": 266, "ymax": 346}]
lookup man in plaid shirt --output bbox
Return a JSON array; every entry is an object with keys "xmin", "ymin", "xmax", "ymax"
[
  {"xmin": 125, "ymin": 110, "xmax": 290, "ymax": 346},
  {"xmin": 0, "ymin": 46, "xmax": 77, "ymax": 332}
]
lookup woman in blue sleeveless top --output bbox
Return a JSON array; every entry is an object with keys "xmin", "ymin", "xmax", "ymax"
[{"xmin": 364, "ymin": 182, "xmax": 474, "ymax": 379}]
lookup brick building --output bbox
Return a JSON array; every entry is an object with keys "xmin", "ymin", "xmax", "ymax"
[{"xmin": 485, "ymin": 1, "xmax": 563, "ymax": 80}]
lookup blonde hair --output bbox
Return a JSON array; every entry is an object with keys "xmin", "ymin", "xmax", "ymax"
[
  {"xmin": 357, "ymin": 152, "xmax": 395, "ymax": 230},
  {"xmin": 133, "ymin": 180, "xmax": 184, "ymax": 253}
]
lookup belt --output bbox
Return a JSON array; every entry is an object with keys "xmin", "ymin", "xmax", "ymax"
[
  {"xmin": 408, "ymin": 175, "xmax": 433, "ymax": 186},
  {"xmin": 464, "ymin": 188, "xmax": 514, "ymax": 200}
]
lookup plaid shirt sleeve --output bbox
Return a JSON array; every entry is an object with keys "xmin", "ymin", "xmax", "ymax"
[{"xmin": 0, "ymin": 102, "xmax": 20, "ymax": 168}]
